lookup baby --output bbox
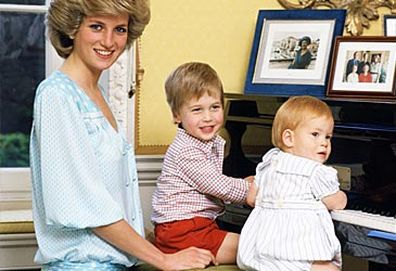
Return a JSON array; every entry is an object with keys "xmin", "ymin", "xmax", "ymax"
[{"xmin": 237, "ymin": 95, "xmax": 347, "ymax": 271}]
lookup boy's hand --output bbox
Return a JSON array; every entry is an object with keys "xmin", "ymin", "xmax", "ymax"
[
  {"xmin": 244, "ymin": 175, "xmax": 255, "ymax": 185},
  {"xmin": 245, "ymin": 176, "xmax": 257, "ymax": 207}
]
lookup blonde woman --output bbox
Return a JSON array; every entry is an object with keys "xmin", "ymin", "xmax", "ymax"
[{"xmin": 29, "ymin": 0, "xmax": 215, "ymax": 270}]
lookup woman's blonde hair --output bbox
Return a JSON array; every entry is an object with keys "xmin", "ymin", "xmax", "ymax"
[
  {"xmin": 165, "ymin": 62, "xmax": 224, "ymax": 117},
  {"xmin": 271, "ymin": 95, "xmax": 333, "ymax": 150},
  {"xmin": 47, "ymin": 0, "xmax": 150, "ymax": 58}
]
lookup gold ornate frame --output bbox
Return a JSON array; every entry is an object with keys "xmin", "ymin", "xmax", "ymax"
[{"xmin": 277, "ymin": 0, "xmax": 396, "ymax": 36}]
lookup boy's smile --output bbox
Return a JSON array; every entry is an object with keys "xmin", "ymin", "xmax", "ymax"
[{"xmin": 174, "ymin": 92, "xmax": 224, "ymax": 142}]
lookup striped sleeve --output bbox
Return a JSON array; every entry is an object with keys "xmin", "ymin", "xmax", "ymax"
[{"xmin": 309, "ymin": 165, "xmax": 340, "ymax": 199}]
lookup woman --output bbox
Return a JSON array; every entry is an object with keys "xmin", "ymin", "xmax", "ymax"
[
  {"xmin": 29, "ymin": 0, "xmax": 215, "ymax": 270},
  {"xmin": 346, "ymin": 64, "xmax": 359, "ymax": 83},
  {"xmin": 288, "ymin": 36, "xmax": 312, "ymax": 69},
  {"xmin": 370, "ymin": 54, "xmax": 382, "ymax": 83},
  {"xmin": 358, "ymin": 63, "xmax": 373, "ymax": 83}
]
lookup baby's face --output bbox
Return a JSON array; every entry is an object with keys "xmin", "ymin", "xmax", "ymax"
[
  {"xmin": 287, "ymin": 116, "xmax": 334, "ymax": 163},
  {"xmin": 174, "ymin": 92, "xmax": 224, "ymax": 142}
]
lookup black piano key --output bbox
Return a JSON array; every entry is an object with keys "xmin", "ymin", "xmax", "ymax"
[{"xmin": 371, "ymin": 208, "xmax": 379, "ymax": 214}]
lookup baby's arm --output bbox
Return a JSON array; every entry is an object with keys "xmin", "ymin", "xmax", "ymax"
[
  {"xmin": 311, "ymin": 166, "xmax": 347, "ymax": 211},
  {"xmin": 322, "ymin": 190, "xmax": 347, "ymax": 211}
]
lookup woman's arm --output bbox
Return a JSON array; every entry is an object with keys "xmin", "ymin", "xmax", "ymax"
[
  {"xmin": 321, "ymin": 190, "xmax": 347, "ymax": 211},
  {"xmin": 93, "ymin": 219, "xmax": 216, "ymax": 270}
]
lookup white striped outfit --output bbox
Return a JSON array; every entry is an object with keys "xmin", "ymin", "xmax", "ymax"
[
  {"xmin": 237, "ymin": 148, "xmax": 342, "ymax": 271},
  {"xmin": 151, "ymin": 128, "xmax": 248, "ymax": 224}
]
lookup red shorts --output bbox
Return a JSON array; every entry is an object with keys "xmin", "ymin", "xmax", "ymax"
[{"xmin": 154, "ymin": 217, "xmax": 227, "ymax": 257}]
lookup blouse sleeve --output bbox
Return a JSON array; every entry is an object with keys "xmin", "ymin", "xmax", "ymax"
[
  {"xmin": 33, "ymin": 86, "xmax": 123, "ymax": 229},
  {"xmin": 309, "ymin": 165, "xmax": 340, "ymax": 200},
  {"xmin": 177, "ymin": 145, "xmax": 248, "ymax": 204}
]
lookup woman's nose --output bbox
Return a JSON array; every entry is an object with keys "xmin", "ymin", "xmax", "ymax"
[{"xmin": 102, "ymin": 31, "xmax": 114, "ymax": 47}]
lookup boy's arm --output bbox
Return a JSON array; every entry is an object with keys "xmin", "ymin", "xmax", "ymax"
[
  {"xmin": 179, "ymin": 148, "xmax": 248, "ymax": 204},
  {"xmin": 246, "ymin": 181, "xmax": 257, "ymax": 207},
  {"xmin": 321, "ymin": 190, "xmax": 347, "ymax": 210}
]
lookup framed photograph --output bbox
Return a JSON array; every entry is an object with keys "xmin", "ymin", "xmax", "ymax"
[
  {"xmin": 327, "ymin": 36, "xmax": 396, "ymax": 101},
  {"xmin": 244, "ymin": 9, "xmax": 346, "ymax": 97},
  {"xmin": 384, "ymin": 15, "xmax": 396, "ymax": 36}
]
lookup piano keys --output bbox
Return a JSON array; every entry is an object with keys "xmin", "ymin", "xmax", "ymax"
[{"xmin": 331, "ymin": 209, "xmax": 396, "ymax": 234}]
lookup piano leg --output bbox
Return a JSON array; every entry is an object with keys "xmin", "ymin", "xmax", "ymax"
[{"xmin": 223, "ymin": 121, "xmax": 257, "ymax": 178}]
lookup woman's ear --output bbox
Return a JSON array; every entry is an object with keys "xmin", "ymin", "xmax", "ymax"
[{"xmin": 282, "ymin": 129, "xmax": 294, "ymax": 148}]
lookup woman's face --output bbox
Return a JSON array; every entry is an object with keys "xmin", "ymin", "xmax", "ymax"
[
  {"xmin": 71, "ymin": 13, "xmax": 129, "ymax": 73},
  {"xmin": 363, "ymin": 64, "xmax": 370, "ymax": 73},
  {"xmin": 301, "ymin": 40, "xmax": 309, "ymax": 49}
]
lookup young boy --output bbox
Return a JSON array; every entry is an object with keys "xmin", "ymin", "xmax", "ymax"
[{"xmin": 151, "ymin": 62, "xmax": 255, "ymax": 264}]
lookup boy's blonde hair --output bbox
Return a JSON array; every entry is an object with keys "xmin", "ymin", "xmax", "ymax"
[
  {"xmin": 165, "ymin": 62, "xmax": 224, "ymax": 117},
  {"xmin": 272, "ymin": 96, "xmax": 333, "ymax": 150}
]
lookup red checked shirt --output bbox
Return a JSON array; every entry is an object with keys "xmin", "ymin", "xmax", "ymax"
[{"xmin": 151, "ymin": 128, "xmax": 249, "ymax": 224}]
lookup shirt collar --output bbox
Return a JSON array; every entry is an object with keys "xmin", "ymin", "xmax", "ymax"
[
  {"xmin": 176, "ymin": 127, "xmax": 224, "ymax": 153},
  {"xmin": 257, "ymin": 147, "xmax": 320, "ymax": 176}
]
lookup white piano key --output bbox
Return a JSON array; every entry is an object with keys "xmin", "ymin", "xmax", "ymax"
[{"xmin": 331, "ymin": 209, "xmax": 396, "ymax": 234}]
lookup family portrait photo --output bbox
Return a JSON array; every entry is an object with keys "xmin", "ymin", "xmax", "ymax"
[{"xmin": 342, "ymin": 50, "xmax": 389, "ymax": 84}]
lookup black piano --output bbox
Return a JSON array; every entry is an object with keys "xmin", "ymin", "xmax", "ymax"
[{"xmin": 218, "ymin": 93, "xmax": 396, "ymax": 271}]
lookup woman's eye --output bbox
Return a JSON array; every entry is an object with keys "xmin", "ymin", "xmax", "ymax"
[
  {"xmin": 116, "ymin": 27, "xmax": 127, "ymax": 33},
  {"xmin": 90, "ymin": 24, "xmax": 102, "ymax": 31}
]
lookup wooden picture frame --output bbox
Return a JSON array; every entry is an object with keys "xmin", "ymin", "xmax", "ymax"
[{"xmin": 327, "ymin": 36, "xmax": 396, "ymax": 101}]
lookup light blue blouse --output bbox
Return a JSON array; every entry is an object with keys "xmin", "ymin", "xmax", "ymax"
[{"xmin": 29, "ymin": 70, "xmax": 144, "ymax": 267}]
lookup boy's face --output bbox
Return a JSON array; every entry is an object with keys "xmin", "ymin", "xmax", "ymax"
[
  {"xmin": 285, "ymin": 116, "xmax": 333, "ymax": 163},
  {"xmin": 174, "ymin": 92, "xmax": 224, "ymax": 142}
]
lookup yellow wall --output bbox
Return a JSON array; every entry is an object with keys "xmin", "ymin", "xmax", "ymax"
[{"xmin": 137, "ymin": 0, "xmax": 389, "ymax": 153}]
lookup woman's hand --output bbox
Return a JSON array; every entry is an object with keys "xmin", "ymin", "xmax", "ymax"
[{"xmin": 162, "ymin": 246, "xmax": 217, "ymax": 270}]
